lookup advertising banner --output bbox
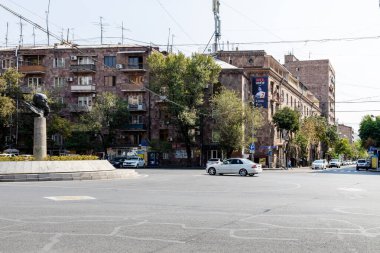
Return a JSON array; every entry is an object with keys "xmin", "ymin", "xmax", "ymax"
[{"xmin": 252, "ymin": 76, "xmax": 268, "ymax": 108}]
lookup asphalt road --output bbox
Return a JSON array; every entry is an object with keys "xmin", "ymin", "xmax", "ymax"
[{"xmin": 1, "ymin": 165, "xmax": 380, "ymax": 253}]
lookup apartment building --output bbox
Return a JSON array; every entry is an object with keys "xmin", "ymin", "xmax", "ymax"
[
  {"xmin": 338, "ymin": 124, "xmax": 354, "ymax": 144},
  {"xmin": 0, "ymin": 44, "xmax": 157, "ymax": 156},
  {"xmin": 217, "ymin": 50, "xmax": 321, "ymax": 167},
  {"xmin": 284, "ymin": 54, "xmax": 336, "ymax": 125}
]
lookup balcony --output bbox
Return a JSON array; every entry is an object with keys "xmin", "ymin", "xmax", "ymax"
[
  {"xmin": 122, "ymin": 123, "xmax": 147, "ymax": 131},
  {"xmin": 20, "ymin": 86, "xmax": 43, "ymax": 94},
  {"xmin": 68, "ymin": 104, "xmax": 92, "ymax": 112},
  {"xmin": 128, "ymin": 103, "xmax": 146, "ymax": 111},
  {"xmin": 70, "ymin": 64, "xmax": 96, "ymax": 73},
  {"xmin": 18, "ymin": 65, "xmax": 46, "ymax": 74},
  {"xmin": 120, "ymin": 83, "xmax": 145, "ymax": 92},
  {"xmin": 70, "ymin": 85, "xmax": 96, "ymax": 92},
  {"xmin": 117, "ymin": 64, "xmax": 146, "ymax": 72}
]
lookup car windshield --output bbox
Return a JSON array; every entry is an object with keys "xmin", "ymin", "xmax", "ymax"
[
  {"xmin": 331, "ymin": 159, "xmax": 339, "ymax": 162},
  {"xmin": 357, "ymin": 159, "xmax": 366, "ymax": 163},
  {"xmin": 315, "ymin": 160, "xmax": 324, "ymax": 163},
  {"xmin": 209, "ymin": 159, "xmax": 220, "ymax": 162}
]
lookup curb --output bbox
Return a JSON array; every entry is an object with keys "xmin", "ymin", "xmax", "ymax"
[{"xmin": 0, "ymin": 169, "xmax": 140, "ymax": 182}]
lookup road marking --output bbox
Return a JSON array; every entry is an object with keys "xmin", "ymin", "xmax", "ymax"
[
  {"xmin": 338, "ymin": 188, "xmax": 364, "ymax": 192},
  {"xmin": 44, "ymin": 196, "xmax": 96, "ymax": 201}
]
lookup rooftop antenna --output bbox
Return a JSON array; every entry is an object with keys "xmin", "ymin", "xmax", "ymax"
[
  {"xmin": 166, "ymin": 28, "xmax": 171, "ymax": 52},
  {"xmin": 5, "ymin": 22, "xmax": 8, "ymax": 47},
  {"xmin": 32, "ymin": 26, "xmax": 35, "ymax": 46},
  {"xmin": 46, "ymin": 0, "xmax": 51, "ymax": 45},
  {"xmin": 171, "ymin": 34, "xmax": 175, "ymax": 53},
  {"xmin": 213, "ymin": 0, "xmax": 221, "ymax": 53},
  {"xmin": 119, "ymin": 21, "xmax": 130, "ymax": 45},
  {"xmin": 93, "ymin": 17, "xmax": 109, "ymax": 45}
]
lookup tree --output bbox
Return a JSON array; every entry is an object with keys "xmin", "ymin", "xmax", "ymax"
[
  {"xmin": 359, "ymin": 115, "xmax": 380, "ymax": 148},
  {"xmin": 334, "ymin": 138, "xmax": 353, "ymax": 158},
  {"xmin": 48, "ymin": 115, "xmax": 73, "ymax": 152},
  {"xmin": 147, "ymin": 52, "xmax": 221, "ymax": 165},
  {"xmin": 0, "ymin": 68, "xmax": 23, "ymax": 123},
  {"xmin": 80, "ymin": 92, "xmax": 129, "ymax": 155},
  {"xmin": 211, "ymin": 88, "xmax": 263, "ymax": 158},
  {"xmin": 272, "ymin": 107, "xmax": 300, "ymax": 133}
]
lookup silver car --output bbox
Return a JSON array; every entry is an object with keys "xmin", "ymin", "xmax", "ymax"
[
  {"xmin": 311, "ymin": 159, "xmax": 327, "ymax": 170},
  {"xmin": 122, "ymin": 157, "xmax": 145, "ymax": 168}
]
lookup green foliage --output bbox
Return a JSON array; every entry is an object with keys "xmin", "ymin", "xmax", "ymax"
[
  {"xmin": 272, "ymin": 107, "xmax": 300, "ymax": 133},
  {"xmin": 211, "ymin": 88, "xmax": 263, "ymax": 157},
  {"xmin": 0, "ymin": 155, "xmax": 98, "ymax": 162},
  {"xmin": 48, "ymin": 115, "xmax": 73, "ymax": 139},
  {"xmin": 334, "ymin": 138, "xmax": 353, "ymax": 158},
  {"xmin": 359, "ymin": 115, "xmax": 380, "ymax": 148},
  {"xmin": 149, "ymin": 139, "xmax": 172, "ymax": 153},
  {"xmin": 0, "ymin": 68, "xmax": 23, "ymax": 123},
  {"xmin": 147, "ymin": 52, "xmax": 221, "ymax": 163}
]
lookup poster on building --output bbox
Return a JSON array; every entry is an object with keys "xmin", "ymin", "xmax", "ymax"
[{"xmin": 252, "ymin": 76, "xmax": 268, "ymax": 108}]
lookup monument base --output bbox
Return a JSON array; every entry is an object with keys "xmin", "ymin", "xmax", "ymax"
[{"xmin": 33, "ymin": 117, "xmax": 47, "ymax": 161}]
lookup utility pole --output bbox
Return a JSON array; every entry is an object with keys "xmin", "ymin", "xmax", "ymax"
[
  {"xmin": 212, "ymin": 0, "xmax": 221, "ymax": 54},
  {"xmin": 100, "ymin": 16, "xmax": 104, "ymax": 44},
  {"xmin": 166, "ymin": 28, "xmax": 171, "ymax": 52},
  {"xmin": 46, "ymin": 0, "xmax": 51, "ymax": 45}
]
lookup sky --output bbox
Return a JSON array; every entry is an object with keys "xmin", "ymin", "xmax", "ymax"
[{"xmin": 1, "ymin": 0, "xmax": 380, "ymax": 133}]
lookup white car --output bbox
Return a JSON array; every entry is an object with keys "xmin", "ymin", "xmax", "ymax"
[
  {"xmin": 206, "ymin": 158, "xmax": 262, "ymax": 176},
  {"xmin": 122, "ymin": 157, "xmax": 145, "ymax": 168},
  {"xmin": 206, "ymin": 158, "xmax": 222, "ymax": 167},
  {"xmin": 311, "ymin": 159, "xmax": 327, "ymax": 170}
]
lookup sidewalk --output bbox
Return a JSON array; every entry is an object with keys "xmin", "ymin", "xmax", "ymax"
[{"xmin": 263, "ymin": 166, "xmax": 312, "ymax": 171}]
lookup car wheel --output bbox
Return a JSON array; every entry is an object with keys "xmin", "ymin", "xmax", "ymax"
[
  {"xmin": 356, "ymin": 167, "xmax": 359, "ymax": 171},
  {"xmin": 208, "ymin": 168, "xmax": 216, "ymax": 175},
  {"xmin": 239, "ymin": 169, "xmax": 248, "ymax": 176}
]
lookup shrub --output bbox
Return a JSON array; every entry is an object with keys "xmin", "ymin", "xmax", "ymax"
[{"xmin": 0, "ymin": 155, "xmax": 99, "ymax": 162}]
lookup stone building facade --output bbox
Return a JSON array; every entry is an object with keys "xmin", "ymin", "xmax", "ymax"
[
  {"xmin": 0, "ymin": 44, "xmax": 157, "ymax": 157},
  {"xmin": 284, "ymin": 54, "xmax": 336, "ymax": 125},
  {"xmin": 217, "ymin": 50, "xmax": 321, "ymax": 167},
  {"xmin": 338, "ymin": 124, "xmax": 354, "ymax": 144}
]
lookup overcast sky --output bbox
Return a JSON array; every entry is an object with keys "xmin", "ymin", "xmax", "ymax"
[{"xmin": 1, "ymin": 0, "xmax": 380, "ymax": 133}]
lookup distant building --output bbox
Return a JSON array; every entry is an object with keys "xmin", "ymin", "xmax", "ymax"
[
  {"xmin": 338, "ymin": 124, "xmax": 354, "ymax": 144},
  {"xmin": 284, "ymin": 54, "xmax": 336, "ymax": 125}
]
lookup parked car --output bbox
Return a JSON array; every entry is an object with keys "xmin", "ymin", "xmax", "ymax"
[
  {"xmin": 206, "ymin": 158, "xmax": 262, "ymax": 176},
  {"xmin": 311, "ymin": 159, "xmax": 327, "ymax": 170},
  {"xmin": 122, "ymin": 157, "xmax": 145, "ymax": 168},
  {"xmin": 110, "ymin": 157, "xmax": 127, "ymax": 168},
  {"xmin": 206, "ymin": 158, "xmax": 223, "ymax": 167},
  {"xmin": 356, "ymin": 159, "xmax": 370, "ymax": 171},
  {"xmin": 328, "ymin": 159, "xmax": 341, "ymax": 168}
]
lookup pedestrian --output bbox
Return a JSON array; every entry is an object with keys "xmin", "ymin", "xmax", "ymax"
[{"xmin": 287, "ymin": 158, "xmax": 292, "ymax": 170}]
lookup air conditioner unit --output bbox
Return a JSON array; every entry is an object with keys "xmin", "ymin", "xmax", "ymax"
[
  {"xmin": 70, "ymin": 56, "xmax": 77, "ymax": 60},
  {"xmin": 67, "ymin": 77, "xmax": 73, "ymax": 82},
  {"xmin": 116, "ymin": 64, "xmax": 124, "ymax": 69},
  {"xmin": 167, "ymin": 137, "xmax": 173, "ymax": 142}
]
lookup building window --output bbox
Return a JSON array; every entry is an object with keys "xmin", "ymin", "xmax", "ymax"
[
  {"xmin": 104, "ymin": 56, "xmax": 116, "ymax": 68},
  {"xmin": 53, "ymin": 58, "xmax": 65, "ymax": 68},
  {"xmin": 27, "ymin": 77, "xmax": 42, "ymax": 87},
  {"xmin": 104, "ymin": 76, "xmax": 116, "ymax": 86},
  {"xmin": 128, "ymin": 94, "xmax": 143, "ymax": 105},
  {"xmin": 78, "ymin": 57, "xmax": 94, "ymax": 65},
  {"xmin": 286, "ymin": 94, "xmax": 288, "ymax": 105},
  {"xmin": 1, "ymin": 59, "xmax": 13, "ymax": 69},
  {"xmin": 129, "ymin": 75, "xmax": 144, "ymax": 84},
  {"xmin": 128, "ymin": 56, "xmax": 143, "ymax": 69},
  {"xmin": 291, "ymin": 96, "xmax": 293, "ymax": 106},
  {"xmin": 53, "ymin": 77, "xmax": 66, "ymax": 87},
  {"xmin": 78, "ymin": 76, "xmax": 93, "ymax": 85},
  {"xmin": 78, "ymin": 96, "xmax": 92, "ymax": 107},
  {"xmin": 131, "ymin": 115, "xmax": 143, "ymax": 124}
]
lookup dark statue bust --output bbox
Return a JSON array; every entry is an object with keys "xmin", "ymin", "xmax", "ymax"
[
  {"xmin": 23, "ymin": 93, "xmax": 50, "ymax": 117},
  {"xmin": 33, "ymin": 93, "xmax": 50, "ymax": 117}
]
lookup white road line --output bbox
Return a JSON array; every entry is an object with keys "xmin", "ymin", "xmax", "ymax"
[{"xmin": 44, "ymin": 196, "xmax": 96, "ymax": 201}]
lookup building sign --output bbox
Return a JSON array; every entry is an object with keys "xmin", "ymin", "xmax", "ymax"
[{"xmin": 252, "ymin": 76, "xmax": 268, "ymax": 108}]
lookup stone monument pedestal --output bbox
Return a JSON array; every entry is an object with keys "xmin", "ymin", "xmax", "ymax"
[{"xmin": 33, "ymin": 117, "xmax": 47, "ymax": 161}]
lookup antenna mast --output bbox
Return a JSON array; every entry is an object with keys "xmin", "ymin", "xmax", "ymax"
[
  {"xmin": 46, "ymin": 0, "xmax": 51, "ymax": 45},
  {"xmin": 5, "ymin": 22, "xmax": 8, "ymax": 47},
  {"xmin": 213, "ymin": 0, "xmax": 221, "ymax": 53}
]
